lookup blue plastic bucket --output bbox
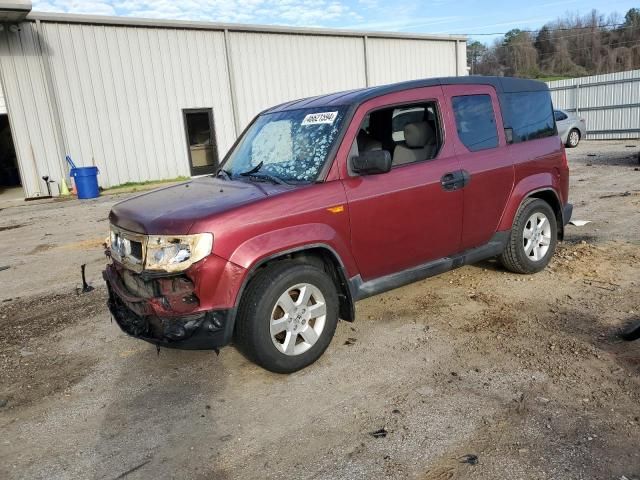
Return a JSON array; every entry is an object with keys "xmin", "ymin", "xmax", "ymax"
[{"xmin": 70, "ymin": 166, "xmax": 100, "ymax": 199}]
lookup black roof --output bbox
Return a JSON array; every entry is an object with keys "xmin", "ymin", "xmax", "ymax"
[{"xmin": 265, "ymin": 76, "xmax": 548, "ymax": 113}]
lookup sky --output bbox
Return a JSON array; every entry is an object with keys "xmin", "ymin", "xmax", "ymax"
[{"xmin": 31, "ymin": 0, "xmax": 640, "ymax": 42}]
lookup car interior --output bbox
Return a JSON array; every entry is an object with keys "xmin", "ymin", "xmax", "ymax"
[{"xmin": 355, "ymin": 103, "xmax": 442, "ymax": 167}]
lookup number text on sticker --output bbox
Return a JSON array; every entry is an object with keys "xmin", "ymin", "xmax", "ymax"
[{"xmin": 301, "ymin": 111, "xmax": 338, "ymax": 126}]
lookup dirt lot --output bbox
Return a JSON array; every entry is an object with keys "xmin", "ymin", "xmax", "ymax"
[{"xmin": 1, "ymin": 140, "xmax": 639, "ymax": 480}]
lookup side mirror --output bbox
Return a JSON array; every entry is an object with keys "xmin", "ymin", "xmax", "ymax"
[{"xmin": 351, "ymin": 150, "xmax": 392, "ymax": 175}]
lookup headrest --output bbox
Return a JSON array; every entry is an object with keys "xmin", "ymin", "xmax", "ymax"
[{"xmin": 404, "ymin": 121, "xmax": 434, "ymax": 148}]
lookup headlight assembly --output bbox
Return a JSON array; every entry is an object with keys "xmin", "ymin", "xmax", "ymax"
[{"xmin": 144, "ymin": 233, "xmax": 213, "ymax": 272}]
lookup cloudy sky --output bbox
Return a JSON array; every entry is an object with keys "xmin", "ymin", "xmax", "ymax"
[{"xmin": 31, "ymin": 0, "xmax": 640, "ymax": 40}]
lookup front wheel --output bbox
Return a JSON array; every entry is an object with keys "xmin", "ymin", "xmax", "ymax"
[
  {"xmin": 234, "ymin": 261, "xmax": 339, "ymax": 373},
  {"xmin": 499, "ymin": 198, "xmax": 558, "ymax": 274},
  {"xmin": 566, "ymin": 129, "xmax": 580, "ymax": 148}
]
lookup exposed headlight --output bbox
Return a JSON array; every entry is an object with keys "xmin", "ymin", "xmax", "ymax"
[{"xmin": 144, "ymin": 233, "xmax": 213, "ymax": 272}]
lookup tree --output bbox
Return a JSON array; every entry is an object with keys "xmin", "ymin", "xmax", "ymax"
[
  {"xmin": 624, "ymin": 8, "xmax": 640, "ymax": 26},
  {"xmin": 467, "ymin": 41, "xmax": 487, "ymax": 74},
  {"xmin": 470, "ymin": 7, "xmax": 640, "ymax": 78}
]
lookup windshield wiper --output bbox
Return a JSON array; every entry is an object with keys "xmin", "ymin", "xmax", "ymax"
[
  {"xmin": 239, "ymin": 161, "xmax": 288, "ymax": 185},
  {"xmin": 240, "ymin": 161, "xmax": 264, "ymax": 177},
  {"xmin": 243, "ymin": 172, "xmax": 289, "ymax": 186},
  {"xmin": 215, "ymin": 168, "xmax": 232, "ymax": 180}
]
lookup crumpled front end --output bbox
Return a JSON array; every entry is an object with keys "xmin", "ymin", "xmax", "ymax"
[{"xmin": 103, "ymin": 261, "xmax": 237, "ymax": 350}]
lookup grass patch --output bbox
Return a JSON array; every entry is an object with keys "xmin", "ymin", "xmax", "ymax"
[
  {"xmin": 536, "ymin": 76, "xmax": 572, "ymax": 82},
  {"xmin": 105, "ymin": 176, "xmax": 190, "ymax": 191}
]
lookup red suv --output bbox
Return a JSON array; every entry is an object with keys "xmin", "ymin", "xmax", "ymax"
[{"xmin": 104, "ymin": 76, "xmax": 572, "ymax": 373}]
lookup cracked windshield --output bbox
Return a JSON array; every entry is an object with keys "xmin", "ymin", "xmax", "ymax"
[{"xmin": 222, "ymin": 106, "xmax": 348, "ymax": 183}]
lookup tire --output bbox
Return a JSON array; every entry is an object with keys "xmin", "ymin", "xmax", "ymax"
[
  {"xmin": 621, "ymin": 321, "xmax": 640, "ymax": 341},
  {"xmin": 566, "ymin": 129, "xmax": 580, "ymax": 148},
  {"xmin": 499, "ymin": 198, "xmax": 558, "ymax": 274},
  {"xmin": 234, "ymin": 261, "xmax": 339, "ymax": 373}
]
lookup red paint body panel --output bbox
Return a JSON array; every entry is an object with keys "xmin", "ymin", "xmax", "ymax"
[
  {"xmin": 441, "ymin": 85, "xmax": 515, "ymax": 249},
  {"xmin": 337, "ymin": 87, "xmax": 464, "ymax": 280},
  {"xmin": 497, "ymin": 136, "xmax": 568, "ymax": 231},
  {"xmin": 191, "ymin": 181, "xmax": 356, "ymax": 277}
]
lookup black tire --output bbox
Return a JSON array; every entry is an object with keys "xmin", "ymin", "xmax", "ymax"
[
  {"xmin": 566, "ymin": 129, "xmax": 580, "ymax": 148},
  {"xmin": 499, "ymin": 198, "xmax": 558, "ymax": 274},
  {"xmin": 234, "ymin": 261, "xmax": 339, "ymax": 373},
  {"xmin": 621, "ymin": 321, "xmax": 640, "ymax": 341}
]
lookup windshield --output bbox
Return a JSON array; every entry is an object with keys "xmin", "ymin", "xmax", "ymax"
[{"xmin": 222, "ymin": 106, "xmax": 348, "ymax": 183}]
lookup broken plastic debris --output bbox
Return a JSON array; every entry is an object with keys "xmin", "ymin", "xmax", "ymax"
[
  {"xmin": 370, "ymin": 428, "xmax": 388, "ymax": 438},
  {"xmin": 569, "ymin": 220, "xmax": 591, "ymax": 227},
  {"xmin": 460, "ymin": 454, "xmax": 479, "ymax": 465}
]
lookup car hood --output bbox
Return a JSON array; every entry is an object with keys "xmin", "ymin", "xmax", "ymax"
[{"xmin": 109, "ymin": 177, "xmax": 290, "ymax": 235}]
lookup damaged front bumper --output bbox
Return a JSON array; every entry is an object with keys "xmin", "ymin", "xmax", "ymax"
[{"xmin": 103, "ymin": 264, "xmax": 235, "ymax": 350}]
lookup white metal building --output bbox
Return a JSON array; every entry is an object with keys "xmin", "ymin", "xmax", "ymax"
[{"xmin": 0, "ymin": 4, "xmax": 467, "ymax": 199}]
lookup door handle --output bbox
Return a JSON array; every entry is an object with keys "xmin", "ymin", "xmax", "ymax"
[
  {"xmin": 441, "ymin": 170, "xmax": 471, "ymax": 191},
  {"xmin": 441, "ymin": 171, "xmax": 461, "ymax": 191}
]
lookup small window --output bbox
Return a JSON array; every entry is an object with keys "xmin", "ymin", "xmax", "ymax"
[
  {"xmin": 355, "ymin": 101, "xmax": 442, "ymax": 168},
  {"xmin": 452, "ymin": 95, "xmax": 499, "ymax": 152},
  {"xmin": 554, "ymin": 110, "xmax": 568, "ymax": 122},
  {"xmin": 502, "ymin": 91, "xmax": 556, "ymax": 143},
  {"xmin": 183, "ymin": 109, "xmax": 218, "ymax": 176}
]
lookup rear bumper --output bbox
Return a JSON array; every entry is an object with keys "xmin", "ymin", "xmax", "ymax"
[
  {"xmin": 562, "ymin": 203, "xmax": 573, "ymax": 226},
  {"xmin": 103, "ymin": 264, "xmax": 235, "ymax": 350}
]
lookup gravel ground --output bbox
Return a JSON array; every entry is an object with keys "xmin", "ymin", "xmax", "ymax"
[{"xmin": 0, "ymin": 140, "xmax": 639, "ymax": 480}]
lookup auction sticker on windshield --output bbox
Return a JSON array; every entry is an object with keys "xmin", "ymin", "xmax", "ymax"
[{"xmin": 302, "ymin": 111, "xmax": 338, "ymax": 126}]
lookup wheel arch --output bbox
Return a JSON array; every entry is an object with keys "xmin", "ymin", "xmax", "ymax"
[
  {"xmin": 518, "ymin": 188, "xmax": 565, "ymax": 241},
  {"xmin": 234, "ymin": 244, "xmax": 356, "ymax": 324},
  {"xmin": 499, "ymin": 181, "xmax": 565, "ymax": 241}
]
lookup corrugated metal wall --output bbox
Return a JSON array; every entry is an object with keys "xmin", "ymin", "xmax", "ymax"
[
  {"xmin": 366, "ymin": 37, "xmax": 460, "ymax": 86},
  {"xmin": 547, "ymin": 70, "xmax": 640, "ymax": 140},
  {"xmin": 228, "ymin": 32, "xmax": 367, "ymax": 128},
  {"xmin": 0, "ymin": 22, "xmax": 64, "ymax": 198},
  {"xmin": 0, "ymin": 17, "xmax": 466, "ymax": 197},
  {"xmin": 40, "ymin": 23, "xmax": 236, "ymax": 189}
]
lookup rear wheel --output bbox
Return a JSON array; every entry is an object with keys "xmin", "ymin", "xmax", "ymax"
[
  {"xmin": 235, "ymin": 261, "xmax": 339, "ymax": 373},
  {"xmin": 500, "ymin": 198, "xmax": 558, "ymax": 274},
  {"xmin": 566, "ymin": 129, "xmax": 580, "ymax": 148}
]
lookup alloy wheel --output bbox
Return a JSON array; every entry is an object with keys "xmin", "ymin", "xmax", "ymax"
[
  {"xmin": 569, "ymin": 130, "xmax": 579, "ymax": 147},
  {"xmin": 270, "ymin": 283, "xmax": 327, "ymax": 356},
  {"xmin": 523, "ymin": 212, "xmax": 552, "ymax": 262}
]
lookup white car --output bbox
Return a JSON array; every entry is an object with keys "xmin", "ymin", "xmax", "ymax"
[{"xmin": 555, "ymin": 109, "xmax": 586, "ymax": 148}]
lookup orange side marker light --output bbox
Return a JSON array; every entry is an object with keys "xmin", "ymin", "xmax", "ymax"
[{"xmin": 327, "ymin": 205, "xmax": 345, "ymax": 214}]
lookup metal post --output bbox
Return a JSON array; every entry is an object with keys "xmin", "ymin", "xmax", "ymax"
[
  {"xmin": 575, "ymin": 83, "xmax": 580, "ymax": 118},
  {"xmin": 363, "ymin": 35, "xmax": 370, "ymax": 87},
  {"xmin": 223, "ymin": 29, "xmax": 241, "ymax": 137},
  {"xmin": 455, "ymin": 40, "xmax": 460, "ymax": 76}
]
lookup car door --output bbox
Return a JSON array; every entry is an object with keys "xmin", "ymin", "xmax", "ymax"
[
  {"xmin": 442, "ymin": 85, "xmax": 514, "ymax": 250},
  {"xmin": 339, "ymin": 87, "xmax": 464, "ymax": 281},
  {"xmin": 555, "ymin": 110, "xmax": 570, "ymax": 139}
]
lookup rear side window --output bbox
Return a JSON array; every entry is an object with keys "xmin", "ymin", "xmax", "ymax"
[
  {"xmin": 554, "ymin": 110, "xmax": 568, "ymax": 121},
  {"xmin": 502, "ymin": 91, "xmax": 556, "ymax": 143},
  {"xmin": 452, "ymin": 95, "xmax": 499, "ymax": 152}
]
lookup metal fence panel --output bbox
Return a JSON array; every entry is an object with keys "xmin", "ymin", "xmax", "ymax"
[{"xmin": 547, "ymin": 70, "xmax": 640, "ymax": 140}]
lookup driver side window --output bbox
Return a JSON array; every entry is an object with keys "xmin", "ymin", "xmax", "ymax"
[{"xmin": 354, "ymin": 101, "xmax": 442, "ymax": 168}]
